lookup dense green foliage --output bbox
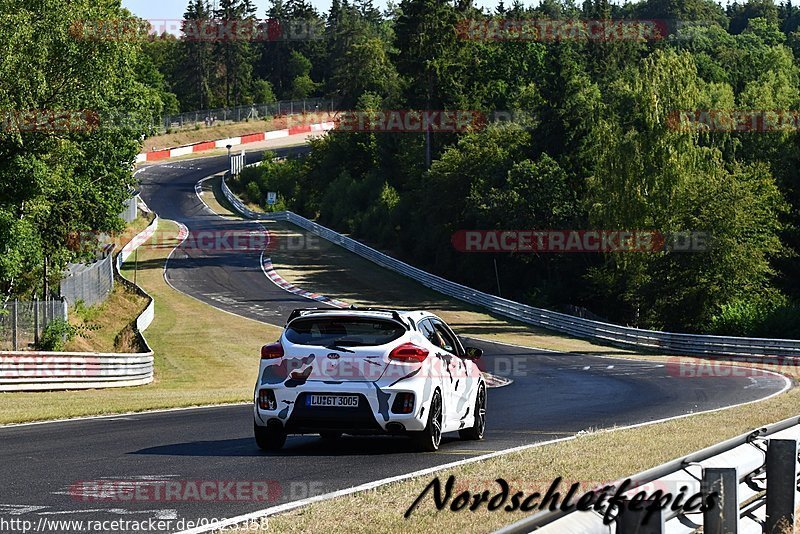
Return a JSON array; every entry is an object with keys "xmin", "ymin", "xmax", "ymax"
[
  {"xmin": 6, "ymin": 0, "xmax": 798, "ymax": 336},
  {"xmin": 209, "ymin": 0, "xmax": 800, "ymax": 335},
  {"xmin": 0, "ymin": 1, "xmax": 161, "ymax": 301}
]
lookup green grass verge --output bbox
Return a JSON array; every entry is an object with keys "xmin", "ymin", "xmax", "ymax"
[
  {"xmin": 64, "ymin": 284, "xmax": 149, "ymax": 353},
  {"xmin": 143, "ymin": 112, "xmax": 334, "ymax": 152},
  {"xmin": 0, "ymin": 220, "xmax": 280, "ymax": 424}
]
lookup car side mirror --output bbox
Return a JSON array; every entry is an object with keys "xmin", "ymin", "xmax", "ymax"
[{"xmin": 464, "ymin": 347, "xmax": 483, "ymax": 360}]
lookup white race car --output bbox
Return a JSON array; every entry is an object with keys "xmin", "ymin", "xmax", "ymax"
[{"xmin": 253, "ymin": 308, "xmax": 487, "ymax": 451}]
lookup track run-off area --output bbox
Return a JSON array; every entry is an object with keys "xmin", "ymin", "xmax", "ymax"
[{"xmin": 0, "ymin": 142, "xmax": 790, "ymax": 534}]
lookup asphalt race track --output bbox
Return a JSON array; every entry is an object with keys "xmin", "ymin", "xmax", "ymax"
[{"xmin": 0, "ymin": 148, "xmax": 790, "ymax": 534}]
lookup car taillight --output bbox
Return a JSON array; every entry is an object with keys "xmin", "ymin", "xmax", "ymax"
[
  {"xmin": 261, "ymin": 342, "xmax": 284, "ymax": 359},
  {"xmin": 258, "ymin": 389, "xmax": 277, "ymax": 410},
  {"xmin": 389, "ymin": 343, "xmax": 428, "ymax": 363},
  {"xmin": 391, "ymin": 392, "xmax": 415, "ymax": 414}
]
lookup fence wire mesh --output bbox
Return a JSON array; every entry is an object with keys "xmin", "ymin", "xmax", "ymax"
[
  {"xmin": 0, "ymin": 299, "xmax": 68, "ymax": 350},
  {"xmin": 159, "ymin": 99, "xmax": 334, "ymax": 134},
  {"xmin": 120, "ymin": 196, "xmax": 138, "ymax": 223},
  {"xmin": 60, "ymin": 253, "xmax": 115, "ymax": 309}
]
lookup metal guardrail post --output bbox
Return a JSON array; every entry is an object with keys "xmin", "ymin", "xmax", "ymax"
[
  {"xmin": 616, "ymin": 498, "xmax": 665, "ymax": 534},
  {"xmin": 703, "ymin": 467, "xmax": 738, "ymax": 533},
  {"xmin": 11, "ymin": 299, "xmax": 18, "ymax": 350},
  {"xmin": 33, "ymin": 298, "xmax": 39, "ymax": 345},
  {"xmin": 766, "ymin": 439, "xmax": 798, "ymax": 533},
  {"xmin": 109, "ymin": 254, "xmax": 115, "ymax": 293}
]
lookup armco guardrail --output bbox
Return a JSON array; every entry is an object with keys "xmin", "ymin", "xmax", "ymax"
[
  {"xmin": 0, "ymin": 216, "xmax": 159, "ymax": 392},
  {"xmin": 220, "ymin": 173, "xmax": 800, "ymax": 359},
  {"xmin": 117, "ymin": 216, "xmax": 159, "ymax": 342},
  {"xmin": 495, "ymin": 416, "xmax": 800, "ymax": 533}
]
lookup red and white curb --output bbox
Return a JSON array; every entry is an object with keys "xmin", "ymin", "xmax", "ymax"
[
  {"xmin": 261, "ymin": 256, "xmax": 350, "ymax": 308},
  {"xmin": 483, "ymin": 373, "xmax": 512, "ymax": 388},
  {"xmin": 136, "ymin": 122, "xmax": 335, "ymax": 163}
]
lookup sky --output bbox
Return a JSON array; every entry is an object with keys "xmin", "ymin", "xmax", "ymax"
[
  {"xmin": 121, "ymin": 0, "xmax": 499, "ymax": 20},
  {"xmin": 123, "ymin": 0, "xmax": 276, "ymax": 20}
]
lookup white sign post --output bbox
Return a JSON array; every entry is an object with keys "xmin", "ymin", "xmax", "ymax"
[
  {"xmin": 267, "ymin": 192, "xmax": 277, "ymax": 206},
  {"xmin": 230, "ymin": 149, "xmax": 246, "ymax": 176}
]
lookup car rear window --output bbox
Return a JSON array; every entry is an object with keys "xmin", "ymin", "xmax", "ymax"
[{"xmin": 285, "ymin": 317, "xmax": 405, "ymax": 347}]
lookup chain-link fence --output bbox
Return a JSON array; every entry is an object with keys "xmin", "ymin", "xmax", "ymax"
[
  {"xmin": 60, "ymin": 253, "xmax": 115, "ymax": 309},
  {"xmin": 560, "ymin": 304, "xmax": 609, "ymax": 323},
  {"xmin": 56, "ymin": 200, "xmax": 138, "ymax": 312},
  {"xmin": 120, "ymin": 195, "xmax": 138, "ymax": 223},
  {"xmin": 159, "ymin": 98, "xmax": 335, "ymax": 134},
  {"xmin": 0, "ymin": 299, "xmax": 68, "ymax": 350}
]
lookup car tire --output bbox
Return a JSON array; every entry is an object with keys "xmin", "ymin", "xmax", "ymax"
[
  {"xmin": 254, "ymin": 421, "xmax": 286, "ymax": 451},
  {"xmin": 413, "ymin": 390, "xmax": 443, "ymax": 452},
  {"xmin": 459, "ymin": 382, "xmax": 486, "ymax": 441},
  {"xmin": 319, "ymin": 431, "xmax": 342, "ymax": 441}
]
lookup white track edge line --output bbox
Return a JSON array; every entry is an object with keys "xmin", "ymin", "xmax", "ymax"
[
  {"xmin": 175, "ymin": 372, "xmax": 791, "ymax": 534},
  {"xmin": 473, "ymin": 337, "xmax": 798, "ymax": 386},
  {"xmin": 0, "ymin": 402, "xmax": 250, "ymax": 429}
]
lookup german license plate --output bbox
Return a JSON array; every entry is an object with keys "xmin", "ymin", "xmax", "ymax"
[{"xmin": 306, "ymin": 395, "xmax": 359, "ymax": 408}]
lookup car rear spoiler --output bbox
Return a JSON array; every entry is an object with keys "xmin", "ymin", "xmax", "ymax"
[{"xmin": 285, "ymin": 307, "xmax": 411, "ymax": 330}]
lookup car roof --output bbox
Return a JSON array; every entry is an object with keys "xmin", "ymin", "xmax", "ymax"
[{"xmin": 285, "ymin": 308, "xmax": 440, "ymax": 328}]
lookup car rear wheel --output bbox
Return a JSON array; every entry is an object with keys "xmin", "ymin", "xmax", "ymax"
[
  {"xmin": 459, "ymin": 382, "xmax": 486, "ymax": 441},
  {"xmin": 413, "ymin": 390, "xmax": 443, "ymax": 452},
  {"xmin": 254, "ymin": 421, "xmax": 286, "ymax": 451}
]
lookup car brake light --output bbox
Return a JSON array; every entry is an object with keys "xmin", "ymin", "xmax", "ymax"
[
  {"xmin": 261, "ymin": 342, "xmax": 284, "ymax": 359},
  {"xmin": 258, "ymin": 389, "xmax": 277, "ymax": 410},
  {"xmin": 389, "ymin": 343, "xmax": 428, "ymax": 363},
  {"xmin": 392, "ymin": 392, "xmax": 415, "ymax": 414}
]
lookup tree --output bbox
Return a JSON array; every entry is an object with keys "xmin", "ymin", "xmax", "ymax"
[
  {"xmin": 0, "ymin": 0, "xmax": 159, "ymax": 300},
  {"xmin": 331, "ymin": 35, "xmax": 400, "ymax": 107},
  {"xmin": 178, "ymin": 0, "xmax": 215, "ymax": 110},
  {"xmin": 587, "ymin": 50, "xmax": 786, "ymax": 329},
  {"xmin": 728, "ymin": 0, "xmax": 780, "ymax": 34},
  {"xmin": 214, "ymin": 0, "xmax": 258, "ymax": 106},
  {"xmin": 252, "ymin": 79, "xmax": 277, "ymax": 103}
]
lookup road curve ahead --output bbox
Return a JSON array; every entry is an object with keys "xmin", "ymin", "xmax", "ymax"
[{"xmin": 0, "ymin": 148, "xmax": 789, "ymax": 533}]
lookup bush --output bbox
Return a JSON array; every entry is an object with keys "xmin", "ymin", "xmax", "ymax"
[
  {"xmin": 233, "ymin": 151, "xmax": 304, "ymax": 212},
  {"xmin": 74, "ymin": 300, "xmax": 101, "ymax": 323},
  {"xmin": 757, "ymin": 303, "xmax": 800, "ymax": 339},
  {"xmin": 709, "ymin": 294, "xmax": 800, "ymax": 338},
  {"xmin": 252, "ymin": 79, "xmax": 276, "ymax": 104},
  {"xmin": 39, "ymin": 319, "xmax": 76, "ymax": 351},
  {"xmin": 245, "ymin": 181, "xmax": 262, "ymax": 205},
  {"xmin": 38, "ymin": 314, "xmax": 100, "ymax": 351}
]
